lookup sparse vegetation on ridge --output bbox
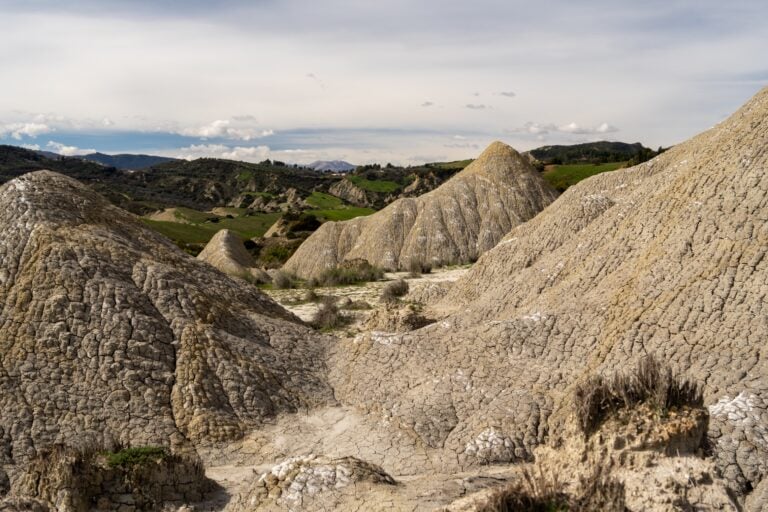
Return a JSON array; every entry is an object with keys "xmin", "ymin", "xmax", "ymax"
[
  {"xmin": 477, "ymin": 466, "xmax": 626, "ymax": 512},
  {"xmin": 574, "ymin": 355, "xmax": 703, "ymax": 435},
  {"xmin": 313, "ymin": 260, "xmax": 385, "ymax": 287}
]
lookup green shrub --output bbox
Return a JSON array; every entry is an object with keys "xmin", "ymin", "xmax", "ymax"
[
  {"xmin": 260, "ymin": 245, "xmax": 293, "ymax": 266},
  {"xmin": 105, "ymin": 446, "xmax": 167, "ymax": 468}
]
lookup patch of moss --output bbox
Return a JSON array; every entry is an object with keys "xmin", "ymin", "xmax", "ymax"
[{"xmin": 105, "ymin": 446, "xmax": 168, "ymax": 468}]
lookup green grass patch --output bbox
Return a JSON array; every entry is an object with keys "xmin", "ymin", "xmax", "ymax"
[
  {"xmin": 543, "ymin": 162, "xmax": 626, "ymax": 192},
  {"xmin": 242, "ymin": 191, "xmax": 276, "ymax": 199},
  {"xmin": 143, "ymin": 211, "xmax": 281, "ymax": 244},
  {"xmin": 237, "ymin": 170, "xmax": 254, "ymax": 181},
  {"xmin": 305, "ymin": 191, "xmax": 344, "ymax": 209},
  {"xmin": 348, "ymin": 175, "xmax": 401, "ymax": 193},
  {"xmin": 105, "ymin": 446, "xmax": 167, "ymax": 468},
  {"xmin": 214, "ymin": 207, "xmax": 249, "ymax": 217},
  {"xmin": 429, "ymin": 159, "xmax": 473, "ymax": 170},
  {"xmin": 309, "ymin": 207, "xmax": 375, "ymax": 221},
  {"xmin": 215, "ymin": 212, "xmax": 282, "ymax": 239},
  {"xmin": 142, "ymin": 219, "xmax": 219, "ymax": 244},
  {"xmin": 173, "ymin": 207, "xmax": 214, "ymax": 223}
]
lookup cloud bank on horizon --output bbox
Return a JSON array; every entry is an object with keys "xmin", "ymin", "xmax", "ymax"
[{"xmin": 0, "ymin": 0, "xmax": 766, "ymax": 164}]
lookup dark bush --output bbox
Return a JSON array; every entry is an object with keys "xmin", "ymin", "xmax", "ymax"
[
  {"xmin": 574, "ymin": 355, "xmax": 703, "ymax": 435},
  {"xmin": 407, "ymin": 258, "xmax": 432, "ymax": 277},
  {"xmin": 260, "ymin": 245, "xmax": 293, "ymax": 266},
  {"xmin": 381, "ymin": 279, "xmax": 409, "ymax": 302},
  {"xmin": 288, "ymin": 213, "xmax": 322, "ymax": 233}
]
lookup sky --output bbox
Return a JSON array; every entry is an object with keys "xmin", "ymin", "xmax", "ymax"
[{"xmin": 0, "ymin": 0, "xmax": 766, "ymax": 165}]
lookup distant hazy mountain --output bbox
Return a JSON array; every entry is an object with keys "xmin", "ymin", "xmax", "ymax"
[
  {"xmin": 80, "ymin": 152, "xmax": 178, "ymax": 170},
  {"xmin": 528, "ymin": 141, "xmax": 655, "ymax": 165},
  {"xmin": 308, "ymin": 160, "xmax": 356, "ymax": 172},
  {"xmin": 35, "ymin": 150, "xmax": 65, "ymax": 160}
]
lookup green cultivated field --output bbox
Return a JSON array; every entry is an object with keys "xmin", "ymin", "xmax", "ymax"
[
  {"xmin": 143, "ymin": 211, "xmax": 281, "ymax": 245},
  {"xmin": 309, "ymin": 206, "xmax": 375, "ymax": 221},
  {"xmin": 348, "ymin": 175, "xmax": 401, "ymax": 193},
  {"xmin": 543, "ymin": 162, "xmax": 626, "ymax": 192},
  {"xmin": 305, "ymin": 191, "xmax": 344, "ymax": 209}
]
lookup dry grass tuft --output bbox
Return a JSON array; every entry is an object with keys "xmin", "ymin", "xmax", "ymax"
[
  {"xmin": 574, "ymin": 355, "xmax": 703, "ymax": 435},
  {"xmin": 478, "ymin": 466, "xmax": 625, "ymax": 512},
  {"xmin": 381, "ymin": 279, "xmax": 409, "ymax": 302}
]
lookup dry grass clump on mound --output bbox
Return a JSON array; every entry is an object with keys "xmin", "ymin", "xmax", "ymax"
[
  {"xmin": 478, "ymin": 467, "xmax": 626, "ymax": 512},
  {"xmin": 381, "ymin": 279, "xmax": 409, "ymax": 302},
  {"xmin": 574, "ymin": 355, "xmax": 703, "ymax": 435},
  {"xmin": 310, "ymin": 296, "xmax": 350, "ymax": 330}
]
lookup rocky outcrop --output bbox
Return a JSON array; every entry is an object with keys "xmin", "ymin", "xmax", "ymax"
[
  {"xmin": 328, "ymin": 87, "xmax": 768, "ymax": 508},
  {"xmin": 329, "ymin": 179, "xmax": 372, "ymax": 208},
  {"xmin": 10, "ymin": 445, "xmax": 216, "ymax": 512},
  {"xmin": 0, "ymin": 172, "xmax": 333, "ymax": 470},
  {"xmin": 226, "ymin": 456, "xmax": 395, "ymax": 511},
  {"xmin": 196, "ymin": 228, "xmax": 270, "ymax": 282},
  {"xmin": 363, "ymin": 302, "xmax": 434, "ymax": 333},
  {"xmin": 444, "ymin": 367, "xmax": 736, "ymax": 511},
  {"xmin": 284, "ymin": 141, "xmax": 558, "ymax": 279}
]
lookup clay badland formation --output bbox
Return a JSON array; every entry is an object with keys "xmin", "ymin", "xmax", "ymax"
[
  {"xmin": 0, "ymin": 88, "xmax": 766, "ymax": 510},
  {"xmin": 283, "ymin": 141, "xmax": 557, "ymax": 279}
]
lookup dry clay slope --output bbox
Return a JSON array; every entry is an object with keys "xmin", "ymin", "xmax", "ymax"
[
  {"xmin": 0, "ymin": 171, "xmax": 334, "ymax": 466},
  {"xmin": 283, "ymin": 141, "xmax": 557, "ymax": 279},
  {"xmin": 332, "ymin": 87, "xmax": 768, "ymax": 506}
]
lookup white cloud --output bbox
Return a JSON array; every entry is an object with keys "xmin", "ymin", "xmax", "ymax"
[
  {"xmin": 596, "ymin": 122, "xmax": 619, "ymax": 133},
  {"xmin": 558, "ymin": 121, "xmax": 619, "ymax": 134},
  {"xmin": 46, "ymin": 140, "xmax": 95, "ymax": 156},
  {"xmin": 0, "ymin": 2, "xmax": 764, "ymax": 157},
  {"xmin": 0, "ymin": 122, "xmax": 53, "ymax": 140},
  {"xmin": 21, "ymin": 144, "xmax": 41, "ymax": 151},
  {"xmin": 179, "ymin": 120, "xmax": 274, "ymax": 141},
  {"xmin": 511, "ymin": 121, "xmax": 619, "ymax": 136},
  {"xmin": 173, "ymin": 144, "xmax": 272, "ymax": 162}
]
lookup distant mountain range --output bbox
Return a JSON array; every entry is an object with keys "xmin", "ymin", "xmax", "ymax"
[
  {"xmin": 307, "ymin": 160, "xmax": 356, "ymax": 172},
  {"xmin": 78, "ymin": 152, "xmax": 178, "ymax": 170},
  {"xmin": 29, "ymin": 150, "xmax": 176, "ymax": 170}
]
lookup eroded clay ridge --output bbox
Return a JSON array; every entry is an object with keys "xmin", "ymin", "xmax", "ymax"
[
  {"xmin": 283, "ymin": 141, "xmax": 557, "ymax": 279},
  {"xmin": 0, "ymin": 172, "xmax": 334, "ymax": 465},
  {"xmin": 331, "ymin": 87, "xmax": 768, "ymax": 507}
]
